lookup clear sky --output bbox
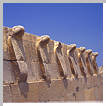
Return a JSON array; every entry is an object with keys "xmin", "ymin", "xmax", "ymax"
[{"xmin": 3, "ymin": 3, "xmax": 103, "ymax": 66}]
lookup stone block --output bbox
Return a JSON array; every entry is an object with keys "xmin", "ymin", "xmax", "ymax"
[
  {"xmin": 3, "ymin": 60, "xmax": 18, "ymax": 83},
  {"xmin": 37, "ymin": 79, "xmax": 66, "ymax": 102},
  {"xmin": 94, "ymin": 86, "xmax": 103, "ymax": 101},
  {"xmin": 3, "ymin": 85, "xmax": 13, "ymax": 102},
  {"xmin": 10, "ymin": 83, "xmax": 38, "ymax": 102},
  {"xmin": 86, "ymin": 76, "xmax": 93, "ymax": 89},
  {"xmin": 75, "ymin": 89, "xmax": 85, "ymax": 101},
  {"xmin": 44, "ymin": 63, "xmax": 60, "ymax": 79},
  {"xmin": 23, "ymin": 39, "xmax": 39, "ymax": 63},
  {"xmin": 84, "ymin": 87, "xmax": 96, "ymax": 101},
  {"xmin": 27, "ymin": 62, "xmax": 42, "ymax": 81},
  {"xmin": 47, "ymin": 40, "xmax": 57, "ymax": 64}
]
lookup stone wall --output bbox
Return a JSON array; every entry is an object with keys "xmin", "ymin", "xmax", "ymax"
[{"xmin": 3, "ymin": 26, "xmax": 103, "ymax": 102}]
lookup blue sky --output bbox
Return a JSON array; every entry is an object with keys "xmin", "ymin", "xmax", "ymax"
[{"xmin": 3, "ymin": 3, "xmax": 103, "ymax": 66}]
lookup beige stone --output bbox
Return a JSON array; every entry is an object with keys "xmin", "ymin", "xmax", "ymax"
[
  {"xmin": 84, "ymin": 87, "xmax": 96, "ymax": 101},
  {"xmin": 91, "ymin": 52, "xmax": 99, "ymax": 74},
  {"xmin": 10, "ymin": 83, "xmax": 38, "ymax": 102},
  {"xmin": 54, "ymin": 42, "xmax": 69, "ymax": 78},
  {"xmin": 67, "ymin": 45, "xmax": 82, "ymax": 78},
  {"xmin": 3, "ymin": 60, "xmax": 18, "ymax": 83},
  {"xmin": 3, "ymin": 26, "xmax": 103, "ymax": 102},
  {"xmin": 3, "ymin": 27, "xmax": 16, "ymax": 60},
  {"xmin": 3, "ymin": 85, "xmax": 13, "ymax": 102}
]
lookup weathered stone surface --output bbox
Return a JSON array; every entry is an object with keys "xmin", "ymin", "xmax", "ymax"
[
  {"xmin": 3, "ymin": 60, "xmax": 19, "ymax": 83},
  {"xmin": 91, "ymin": 52, "xmax": 99, "ymax": 74},
  {"xmin": 47, "ymin": 40, "xmax": 57, "ymax": 64},
  {"xmin": 75, "ymin": 89, "xmax": 85, "ymax": 101},
  {"xmin": 85, "ymin": 50, "xmax": 94, "ymax": 75},
  {"xmin": 3, "ymin": 27, "xmax": 16, "ymax": 60},
  {"xmin": 3, "ymin": 73, "xmax": 103, "ymax": 102},
  {"xmin": 94, "ymin": 85, "xmax": 103, "ymax": 101},
  {"xmin": 54, "ymin": 42, "xmax": 70, "ymax": 78},
  {"xmin": 10, "ymin": 83, "xmax": 38, "ymax": 102},
  {"xmin": 3, "ymin": 85, "xmax": 13, "ymax": 102},
  {"xmin": 76, "ymin": 48, "xmax": 87, "ymax": 77},
  {"xmin": 84, "ymin": 87, "xmax": 96, "ymax": 101},
  {"xmin": 3, "ymin": 28, "xmax": 39, "ymax": 62},
  {"xmin": 62, "ymin": 44, "xmax": 72, "ymax": 78},
  {"xmin": 43, "ymin": 63, "xmax": 60, "ymax": 79},
  {"xmin": 38, "ymin": 79, "xmax": 65, "ymax": 102},
  {"xmin": 27, "ymin": 62, "xmax": 42, "ymax": 81},
  {"xmin": 3, "ymin": 26, "xmax": 103, "ymax": 102},
  {"xmin": 67, "ymin": 45, "xmax": 82, "ymax": 78}
]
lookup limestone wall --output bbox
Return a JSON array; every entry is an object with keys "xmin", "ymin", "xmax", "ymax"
[{"xmin": 3, "ymin": 26, "xmax": 103, "ymax": 102}]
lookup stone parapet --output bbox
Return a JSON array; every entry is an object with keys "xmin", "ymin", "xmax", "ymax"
[{"xmin": 3, "ymin": 26, "xmax": 103, "ymax": 102}]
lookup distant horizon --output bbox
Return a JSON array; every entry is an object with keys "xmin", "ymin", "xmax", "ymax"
[{"xmin": 3, "ymin": 3, "xmax": 103, "ymax": 66}]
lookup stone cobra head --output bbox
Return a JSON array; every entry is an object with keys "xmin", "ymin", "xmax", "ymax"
[
  {"xmin": 86, "ymin": 49, "xmax": 92, "ymax": 55},
  {"xmin": 11, "ymin": 25, "xmax": 25, "ymax": 36},
  {"xmin": 39, "ymin": 35, "xmax": 50, "ymax": 46},
  {"xmin": 79, "ymin": 47, "xmax": 86, "ymax": 53},
  {"xmin": 92, "ymin": 52, "xmax": 98, "ymax": 57},
  {"xmin": 69, "ymin": 44, "xmax": 76, "ymax": 52}
]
